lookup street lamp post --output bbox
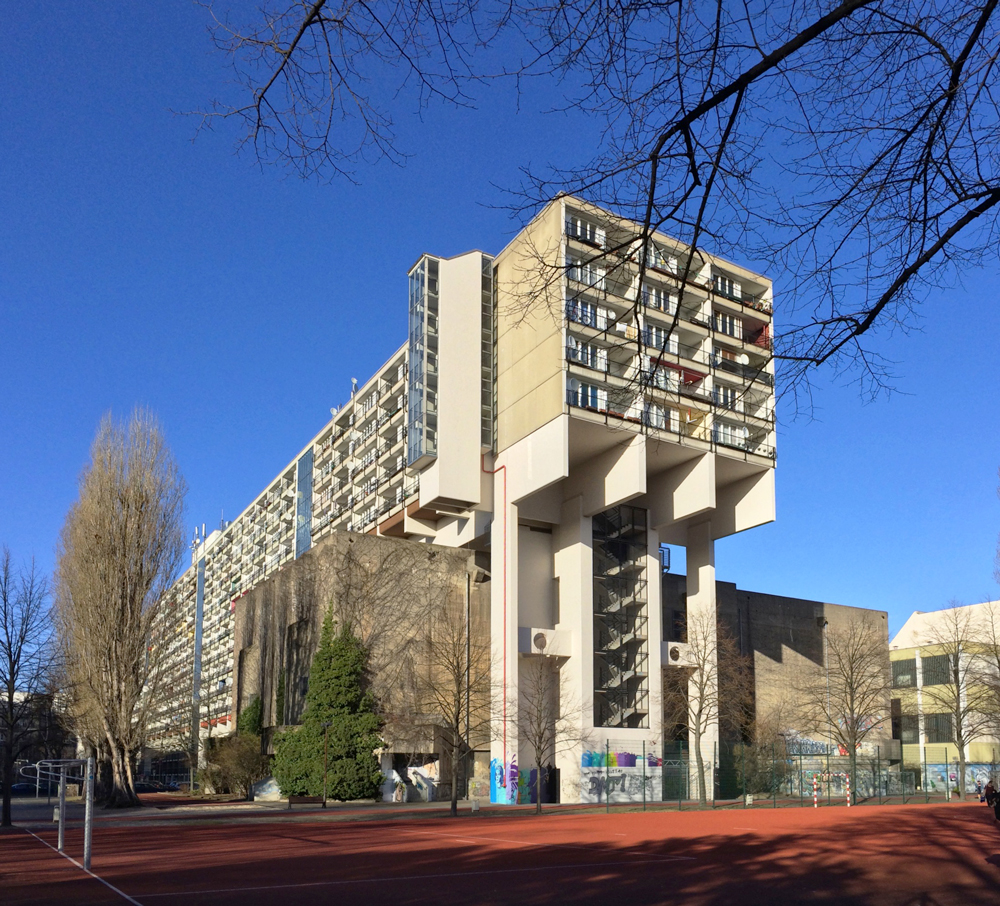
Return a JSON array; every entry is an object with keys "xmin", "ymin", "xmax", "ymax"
[{"xmin": 322, "ymin": 722, "xmax": 331, "ymax": 808}]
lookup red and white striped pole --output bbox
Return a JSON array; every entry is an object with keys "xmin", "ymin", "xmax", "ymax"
[
  {"xmin": 813, "ymin": 775, "xmax": 819, "ymax": 808},
  {"xmin": 846, "ymin": 774, "xmax": 851, "ymax": 807}
]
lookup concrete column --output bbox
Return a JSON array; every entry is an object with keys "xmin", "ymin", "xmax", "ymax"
[
  {"xmin": 553, "ymin": 495, "xmax": 591, "ymax": 804},
  {"xmin": 687, "ymin": 520, "xmax": 717, "ymax": 801},
  {"xmin": 490, "ymin": 488, "xmax": 520, "ymax": 802}
]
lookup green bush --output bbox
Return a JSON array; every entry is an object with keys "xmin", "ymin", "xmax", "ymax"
[
  {"xmin": 237, "ymin": 695, "xmax": 263, "ymax": 736},
  {"xmin": 272, "ymin": 610, "xmax": 383, "ymax": 800}
]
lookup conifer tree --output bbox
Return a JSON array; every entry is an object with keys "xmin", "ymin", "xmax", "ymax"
[{"xmin": 273, "ymin": 610, "xmax": 383, "ymax": 799}]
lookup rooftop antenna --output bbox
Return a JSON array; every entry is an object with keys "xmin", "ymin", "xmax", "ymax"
[{"xmin": 351, "ymin": 377, "xmax": 358, "ymax": 396}]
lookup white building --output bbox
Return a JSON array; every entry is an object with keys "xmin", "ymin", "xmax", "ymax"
[{"xmin": 151, "ymin": 197, "xmax": 777, "ymax": 802}]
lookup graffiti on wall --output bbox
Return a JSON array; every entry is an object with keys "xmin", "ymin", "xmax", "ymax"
[
  {"xmin": 490, "ymin": 757, "xmax": 520, "ymax": 804},
  {"xmin": 579, "ymin": 750, "xmax": 663, "ymax": 803}
]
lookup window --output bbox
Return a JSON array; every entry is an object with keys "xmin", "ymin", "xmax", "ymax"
[
  {"xmin": 567, "ymin": 380, "xmax": 607, "ymax": 412},
  {"xmin": 642, "ymin": 357, "xmax": 679, "ymax": 392},
  {"xmin": 714, "ymin": 421, "xmax": 748, "ymax": 450},
  {"xmin": 642, "ymin": 284, "xmax": 677, "ymax": 313},
  {"xmin": 714, "ymin": 384, "xmax": 741, "ymax": 412},
  {"xmin": 567, "ymin": 257, "xmax": 606, "ymax": 289},
  {"xmin": 921, "ymin": 654, "xmax": 952, "ymax": 686},
  {"xmin": 566, "ymin": 300, "xmax": 608, "ymax": 330},
  {"xmin": 568, "ymin": 337, "xmax": 608, "ymax": 371},
  {"xmin": 925, "ymin": 712, "xmax": 953, "ymax": 744},
  {"xmin": 643, "ymin": 324, "xmax": 678, "ymax": 355},
  {"xmin": 715, "ymin": 311, "xmax": 740, "ymax": 337},
  {"xmin": 892, "ymin": 658, "xmax": 916, "ymax": 688},
  {"xmin": 892, "ymin": 714, "xmax": 918, "ymax": 745},
  {"xmin": 566, "ymin": 216, "xmax": 606, "ymax": 248},
  {"xmin": 712, "ymin": 273, "xmax": 742, "ymax": 301},
  {"xmin": 647, "ymin": 243, "xmax": 678, "ymax": 274}
]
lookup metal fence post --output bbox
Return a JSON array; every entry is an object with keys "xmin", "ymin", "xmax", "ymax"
[
  {"xmin": 57, "ymin": 766, "xmax": 66, "ymax": 853},
  {"xmin": 877, "ymin": 746, "xmax": 882, "ymax": 805},
  {"xmin": 741, "ymin": 741, "xmax": 746, "ymax": 808},
  {"xmin": 713, "ymin": 741, "xmax": 717, "ymax": 808},
  {"xmin": 799, "ymin": 752, "xmax": 804, "ymax": 807},
  {"xmin": 83, "ymin": 756, "xmax": 94, "ymax": 871},
  {"xmin": 771, "ymin": 743, "xmax": 776, "ymax": 808},
  {"xmin": 642, "ymin": 741, "xmax": 646, "ymax": 812},
  {"xmin": 923, "ymin": 747, "xmax": 929, "ymax": 803},
  {"xmin": 605, "ymin": 739, "xmax": 610, "ymax": 813}
]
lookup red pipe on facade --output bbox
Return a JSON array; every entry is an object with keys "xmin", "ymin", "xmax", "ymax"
[{"xmin": 482, "ymin": 454, "xmax": 508, "ymax": 765}]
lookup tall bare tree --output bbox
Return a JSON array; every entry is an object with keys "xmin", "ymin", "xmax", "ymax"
[
  {"xmin": 797, "ymin": 619, "xmax": 891, "ymax": 802},
  {"xmin": 918, "ymin": 604, "xmax": 994, "ymax": 798},
  {"xmin": 662, "ymin": 609, "xmax": 754, "ymax": 805},
  {"xmin": 516, "ymin": 656, "xmax": 590, "ymax": 813},
  {"xmin": 204, "ymin": 1, "xmax": 1000, "ymax": 402},
  {"xmin": 0, "ymin": 548, "xmax": 55, "ymax": 826},
  {"xmin": 55, "ymin": 409, "xmax": 186, "ymax": 807},
  {"xmin": 415, "ymin": 578, "xmax": 491, "ymax": 817}
]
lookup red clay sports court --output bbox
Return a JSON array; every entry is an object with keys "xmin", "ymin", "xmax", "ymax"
[{"xmin": 4, "ymin": 802, "xmax": 1000, "ymax": 905}]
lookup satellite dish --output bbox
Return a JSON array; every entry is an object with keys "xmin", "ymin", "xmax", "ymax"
[
  {"xmin": 670, "ymin": 646, "xmax": 681, "ymax": 662},
  {"xmin": 737, "ymin": 353, "xmax": 750, "ymax": 366},
  {"xmin": 533, "ymin": 632, "xmax": 548, "ymax": 651}
]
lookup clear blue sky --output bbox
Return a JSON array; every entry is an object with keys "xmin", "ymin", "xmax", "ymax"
[{"xmin": 2, "ymin": 3, "xmax": 998, "ymax": 639}]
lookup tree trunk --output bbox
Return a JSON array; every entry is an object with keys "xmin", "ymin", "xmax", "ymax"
[
  {"xmin": 693, "ymin": 727, "xmax": 707, "ymax": 806},
  {"xmin": 104, "ymin": 734, "xmax": 140, "ymax": 808},
  {"xmin": 449, "ymin": 732, "xmax": 459, "ymax": 818},
  {"xmin": 958, "ymin": 746, "xmax": 968, "ymax": 799},
  {"xmin": 535, "ymin": 764, "xmax": 542, "ymax": 814}
]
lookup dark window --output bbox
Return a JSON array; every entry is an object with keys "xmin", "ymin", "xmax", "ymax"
[
  {"xmin": 892, "ymin": 658, "xmax": 916, "ymax": 688},
  {"xmin": 670, "ymin": 609, "xmax": 687, "ymax": 643},
  {"xmin": 921, "ymin": 654, "xmax": 952, "ymax": 687},
  {"xmin": 925, "ymin": 712, "xmax": 953, "ymax": 744},
  {"xmin": 899, "ymin": 715, "xmax": 919, "ymax": 745}
]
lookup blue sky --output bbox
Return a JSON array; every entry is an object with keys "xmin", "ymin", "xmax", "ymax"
[{"xmin": 2, "ymin": 3, "xmax": 998, "ymax": 639}]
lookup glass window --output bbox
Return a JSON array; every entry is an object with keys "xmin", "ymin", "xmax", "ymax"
[
  {"xmin": 921, "ymin": 654, "xmax": 952, "ymax": 686},
  {"xmin": 925, "ymin": 712, "xmax": 953, "ymax": 744},
  {"xmin": 891, "ymin": 658, "xmax": 916, "ymax": 688}
]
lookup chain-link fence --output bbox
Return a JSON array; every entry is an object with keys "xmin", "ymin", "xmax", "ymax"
[{"xmin": 580, "ymin": 740, "xmax": 1000, "ymax": 810}]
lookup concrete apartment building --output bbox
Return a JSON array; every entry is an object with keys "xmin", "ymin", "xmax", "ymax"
[
  {"xmin": 889, "ymin": 602, "xmax": 1000, "ymax": 791},
  {"xmin": 150, "ymin": 196, "xmax": 778, "ymax": 802}
]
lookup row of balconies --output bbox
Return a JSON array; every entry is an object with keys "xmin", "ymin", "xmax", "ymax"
[
  {"xmin": 565, "ymin": 211, "xmax": 772, "ymax": 315},
  {"xmin": 566, "ymin": 383, "xmax": 775, "ymax": 459}
]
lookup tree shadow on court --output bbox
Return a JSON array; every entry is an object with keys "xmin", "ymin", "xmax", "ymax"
[{"xmin": 30, "ymin": 804, "xmax": 1000, "ymax": 906}]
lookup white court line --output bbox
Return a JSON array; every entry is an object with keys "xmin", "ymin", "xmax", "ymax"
[
  {"xmin": 24, "ymin": 829, "xmax": 144, "ymax": 906},
  {"xmin": 137, "ymin": 858, "xmax": 691, "ymax": 898}
]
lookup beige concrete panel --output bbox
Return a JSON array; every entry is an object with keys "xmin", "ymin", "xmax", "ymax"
[
  {"xmin": 563, "ymin": 432, "xmax": 647, "ymax": 517},
  {"xmin": 646, "ymin": 453, "xmax": 716, "ymax": 530},
  {"xmin": 518, "ymin": 525, "xmax": 556, "ymax": 629},
  {"xmin": 499, "ymin": 413, "xmax": 569, "ymax": 505},
  {"xmin": 495, "ymin": 201, "xmax": 566, "ymax": 452},
  {"xmin": 711, "ymin": 468, "xmax": 776, "ymax": 539}
]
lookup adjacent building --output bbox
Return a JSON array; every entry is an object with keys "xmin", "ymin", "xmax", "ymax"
[
  {"xmin": 889, "ymin": 602, "xmax": 1000, "ymax": 792},
  {"xmin": 149, "ymin": 196, "xmax": 780, "ymax": 802}
]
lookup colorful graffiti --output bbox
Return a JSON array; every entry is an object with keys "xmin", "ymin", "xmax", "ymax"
[
  {"xmin": 490, "ymin": 757, "xmax": 520, "ymax": 804},
  {"xmin": 580, "ymin": 749, "xmax": 663, "ymax": 804}
]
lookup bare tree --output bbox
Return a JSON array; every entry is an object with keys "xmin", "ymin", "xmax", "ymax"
[
  {"xmin": 516, "ymin": 656, "xmax": 590, "ymax": 813},
  {"xmin": 0, "ymin": 548, "xmax": 55, "ymax": 826},
  {"xmin": 662, "ymin": 610, "xmax": 754, "ymax": 805},
  {"xmin": 198, "ymin": 0, "xmax": 489, "ymax": 180},
  {"xmin": 415, "ymin": 578, "xmax": 491, "ymax": 817},
  {"xmin": 978, "ymin": 601, "xmax": 1000, "ymax": 738},
  {"xmin": 919, "ymin": 603, "xmax": 995, "ymax": 798},
  {"xmin": 54, "ymin": 409, "xmax": 186, "ymax": 807},
  {"xmin": 203, "ymin": 1, "xmax": 1000, "ymax": 402},
  {"xmin": 797, "ymin": 619, "xmax": 891, "ymax": 802}
]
